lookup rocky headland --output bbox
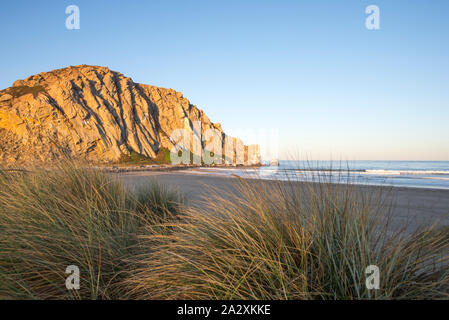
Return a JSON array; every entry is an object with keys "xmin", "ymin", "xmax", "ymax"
[{"xmin": 0, "ymin": 65, "xmax": 259, "ymax": 167}]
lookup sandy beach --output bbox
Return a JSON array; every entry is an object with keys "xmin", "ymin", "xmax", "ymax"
[{"xmin": 118, "ymin": 171, "xmax": 449, "ymax": 233}]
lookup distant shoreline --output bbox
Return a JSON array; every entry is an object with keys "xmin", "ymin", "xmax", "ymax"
[
  {"xmin": 0, "ymin": 163, "xmax": 264, "ymax": 173},
  {"xmin": 116, "ymin": 168, "xmax": 449, "ymax": 192},
  {"xmin": 97, "ymin": 163, "xmax": 264, "ymax": 173},
  {"xmin": 118, "ymin": 171, "xmax": 449, "ymax": 234}
]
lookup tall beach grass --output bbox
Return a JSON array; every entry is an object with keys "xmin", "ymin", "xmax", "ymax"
[
  {"xmin": 0, "ymin": 163, "xmax": 182, "ymax": 299},
  {"xmin": 127, "ymin": 171, "xmax": 449, "ymax": 299},
  {"xmin": 0, "ymin": 163, "xmax": 448, "ymax": 299}
]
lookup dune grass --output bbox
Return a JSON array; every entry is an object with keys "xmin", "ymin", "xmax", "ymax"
[
  {"xmin": 127, "ymin": 173, "xmax": 449, "ymax": 299},
  {"xmin": 0, "ymin": 163, "xmax": 182, "ymax": 299},
  {"xmin": 0, "ymin": 164, "xmax": 448, "ymax": 299}
]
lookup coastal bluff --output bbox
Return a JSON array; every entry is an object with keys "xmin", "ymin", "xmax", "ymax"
[{"xmin": 0, "ymin": 65, "xmax": 259, "ymax": 166}]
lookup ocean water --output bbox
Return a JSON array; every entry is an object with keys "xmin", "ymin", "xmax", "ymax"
[{"xmin": 187, "ymin": 160, "xmax": 449, "ymax": 190}]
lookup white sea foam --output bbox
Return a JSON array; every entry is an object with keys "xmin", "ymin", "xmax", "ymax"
[
  {"xmin": 363, "ymin": 170, "xmax": 449, "ymax": 175},
  {"xmin": 180, "ymin": 163, "xmax": 449, "ymax": 190}
]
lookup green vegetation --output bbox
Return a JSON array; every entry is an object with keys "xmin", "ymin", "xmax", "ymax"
[
  {"xmin": 118, "ymin": 147, "xmax": 171, "ymax": 165},
  {"xmin": 117, "ymin": 147, "xmax": 235, "ymax": 166},
  {"xmin": 0, "ymin": 164, "xmax": 448, "ymax": 299},
  {"xmin": 154, "ymin": 147, "xmax": 172, "ymax": 164}
]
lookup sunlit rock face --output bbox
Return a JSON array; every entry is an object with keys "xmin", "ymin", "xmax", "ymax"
[{"xmin": 0, "ymin": 65, "xmax": 259, "ymax": 166}]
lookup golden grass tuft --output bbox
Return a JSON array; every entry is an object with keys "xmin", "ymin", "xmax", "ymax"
[
  {"xmin": 126, "ymin": 173, "xmax": 449, "ymax": 299},
  {"xmin": 1, "ymin": 163, "xmax": 448, "ymax": 299},
  {"xmin": 0, "ymin": 163, "xmax": 182, "ymax": 299}
]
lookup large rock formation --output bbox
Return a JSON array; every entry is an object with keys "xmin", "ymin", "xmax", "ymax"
[{"xmin": 0, "ymin": 65, "xmax": 259, "ymax": 166}]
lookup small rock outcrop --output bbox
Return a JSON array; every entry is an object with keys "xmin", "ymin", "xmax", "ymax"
[{"xmin": 0, "ymin": 65, "xmax": 260, "ymax": 166}]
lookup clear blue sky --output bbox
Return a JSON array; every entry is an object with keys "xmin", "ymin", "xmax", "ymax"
[{"xmin": 1, "ymin": 0, "xmax": 448, "ymax": 160}]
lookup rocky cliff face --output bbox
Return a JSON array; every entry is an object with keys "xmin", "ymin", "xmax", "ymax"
[{"xmin": 0, "ymin": 65, "xmax": 259, "ymax": 166}]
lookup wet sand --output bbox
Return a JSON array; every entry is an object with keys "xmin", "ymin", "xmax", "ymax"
[{"xmin": 118, "ymin": 171, "xmax": 449, "ymax": 233}]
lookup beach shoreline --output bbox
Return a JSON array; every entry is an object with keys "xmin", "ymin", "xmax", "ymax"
[{"xmin": 118, "ymin": 171, "xmax": 449, "ymax": 233}]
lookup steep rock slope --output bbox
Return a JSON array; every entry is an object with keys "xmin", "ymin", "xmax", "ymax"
[{"xmin": 0, "ymin": 65, "xmax": 255, "ymax": 165}]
